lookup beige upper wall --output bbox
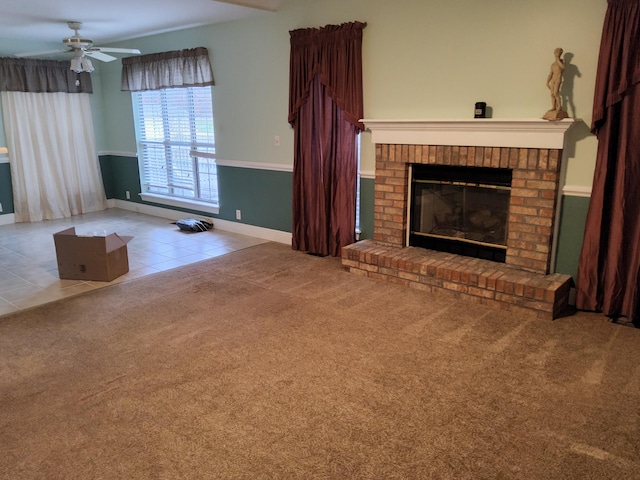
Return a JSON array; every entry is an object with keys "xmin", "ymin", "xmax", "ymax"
[{"xmin": 99, "ymin": 0, "xmax": 607, "ymax": 187}]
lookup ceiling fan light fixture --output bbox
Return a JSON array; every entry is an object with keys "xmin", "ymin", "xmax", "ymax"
[
  {"xmin": 80, "ymin": 57, "xmax": 94, "ymax": 73},
  {"xmin": 70, "ymin": 56, "xmax": 82, "ymax": 73},
  {"xmin": 70, "ymin": 54, "xmax": 94, "ymax": 73}
]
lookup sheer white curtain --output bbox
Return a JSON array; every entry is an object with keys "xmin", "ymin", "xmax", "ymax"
[{"xmin": 1, "ymin": 91, "xmax": 107, "ymax": 222}]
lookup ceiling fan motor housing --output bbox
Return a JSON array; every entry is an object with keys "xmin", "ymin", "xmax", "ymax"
[
  {"xmin": 63, "ymin": 36, "xmax": 93, "ymax": 49},
  {"xmin": 63, "ymin": 21, "xmax": 93, "ymax": 49}
]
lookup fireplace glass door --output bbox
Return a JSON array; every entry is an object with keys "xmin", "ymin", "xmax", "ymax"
[{"xmin": 409, "ymin": 165, "xmax": 512, "ymax": 262}]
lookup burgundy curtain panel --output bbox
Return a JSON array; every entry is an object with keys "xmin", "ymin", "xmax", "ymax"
[
  {"xmin": 288, "ymin": 22, "xmax": 366, "ymax": 257},
  {"xmin": 576, "ymin": 0, "xmax": 640, "ymax": 325}
]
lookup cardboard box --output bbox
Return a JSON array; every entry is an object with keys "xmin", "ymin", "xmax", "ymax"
[{"xmin": 53, "ymin": 227, "xmax": 134, "ymax": 282}]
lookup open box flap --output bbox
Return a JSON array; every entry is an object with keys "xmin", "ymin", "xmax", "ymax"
[
  {"xmin": 104, "ymin": 233, "xmax": 134, "ymax": 253},
  {"xmin": 54, "ymin": 227, "xmax": 78, "ymax": 237}
]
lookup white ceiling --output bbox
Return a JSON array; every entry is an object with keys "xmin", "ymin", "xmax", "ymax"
[{"xmin": 0, "ymin": 0, "xmax": 283, "ymax": 57}]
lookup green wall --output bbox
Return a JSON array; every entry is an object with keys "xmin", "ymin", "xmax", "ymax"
[
  {"xmin": 99, "ymin": 155, "xmax": 142, "ymax": 203},
  {"xmin": 0, "ymin": 0, "xmax": 607, "ymax": 277},
  {"xmin": 95, "ymin": 0, "xmax": 605, "ymax": 182},
  {"xmin": 554, "ymin": 195, "xmax": 590, "ymax": 279},
  {"xmin": 98, "ymin": 155, "xmax": 293, "ymax": 232},
  {"xmin": 0, "ymin": 163, "xmax": 13, "ymax": 215},
  {"xmin": 217, "ymin": 166, "xmax": 292, "ymax": 231},
  {"xmin": 359, "ymin": 177, "xmax": 375, "ymax": 240}
]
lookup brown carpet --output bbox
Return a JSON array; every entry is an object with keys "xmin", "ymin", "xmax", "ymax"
[{"xmin": 1, "ymin": 242, "xmax": 639, "ymax": 479}]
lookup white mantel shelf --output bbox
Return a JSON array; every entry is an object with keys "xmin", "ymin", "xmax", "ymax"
[{"xmin": 361, "ymin": 118, "xmax": 576, "ymax": 150}]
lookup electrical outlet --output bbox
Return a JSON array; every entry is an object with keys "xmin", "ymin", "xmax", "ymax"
[
  {"xmin": 126, "ymin": 190, "xmax": 131, "ymax": 200},
  {"xmin": 235, "ymin": 209, "xmax": 242, "ymax": 220},
  {"xmin": 274, "ymin": 135, "xmax": 280, "ymax": 147}
]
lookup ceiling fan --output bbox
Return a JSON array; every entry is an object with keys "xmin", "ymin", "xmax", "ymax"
[{"xmin": 15, "ymin": 21, "xmax": 141, "ymax": 73}]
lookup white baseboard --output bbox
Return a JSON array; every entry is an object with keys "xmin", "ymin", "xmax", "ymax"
[
  {"xmin": 111, "ymin": 199, "xmax": 292, "ymax": 245},
  {"xmin": 0, "ymin": 213, "xmax": 15, "ymax": 225}
]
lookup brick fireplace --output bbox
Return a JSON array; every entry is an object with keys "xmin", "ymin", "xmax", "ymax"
[{"xmin": 342, "ymin": 119, "xmax": 576, "ymax": 319}]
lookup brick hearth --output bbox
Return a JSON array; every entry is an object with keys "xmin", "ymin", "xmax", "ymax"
[
  {"xmin": 342, "ymin": 119, "xmax": 575, "ymax": 319},
  {"xmin": 343, "ymin": 240, "xmax": 572, "ymax": 319}
]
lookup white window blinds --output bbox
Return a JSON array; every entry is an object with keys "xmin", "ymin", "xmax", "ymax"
[{"xmin": 134, "ymin": 86, "xmax": 217, "ymax": 204}]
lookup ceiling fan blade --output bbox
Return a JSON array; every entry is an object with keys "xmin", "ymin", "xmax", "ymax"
[
  {"xmin": 93, "ymin": 47, "xmax": 141, "ymax": 55},
  {"xmin": 84, "ymin": 51, "xmax": 117, "ymax": 62},
  {"xmin": 14, "ymin": 48, "xmax": 69, "ymax": 58}
]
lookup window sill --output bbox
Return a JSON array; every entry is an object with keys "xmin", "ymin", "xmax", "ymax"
[{"xmin": 139, "ymin": 193, "xmax": 220, "ymax": 215}]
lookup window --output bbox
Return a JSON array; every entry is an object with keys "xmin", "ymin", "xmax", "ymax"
[{"xmin": 133, "ymin": 86, "xmax": 218, "ymax": 209}]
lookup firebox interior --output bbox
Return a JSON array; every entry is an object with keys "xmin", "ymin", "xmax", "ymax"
[{"xmin": 409, "ymin": 164, "xmax": 512, "ymax": 262}]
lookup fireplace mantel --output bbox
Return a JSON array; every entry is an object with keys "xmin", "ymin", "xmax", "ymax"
[{"xmin": 361, "ymin": 118, "xmax": 575, "ymax": 149}]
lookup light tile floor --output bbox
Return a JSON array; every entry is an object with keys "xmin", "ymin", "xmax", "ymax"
[{"xmin": 0, "ymin": 209, "xmax": 268, "ymax": 316}]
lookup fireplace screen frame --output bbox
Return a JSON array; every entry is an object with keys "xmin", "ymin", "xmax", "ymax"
[{"xmin": 407, "ymin": 164, "xmax": 513, "ymax": 263}]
